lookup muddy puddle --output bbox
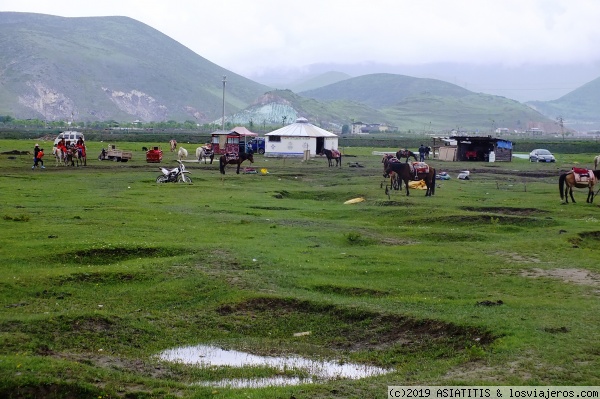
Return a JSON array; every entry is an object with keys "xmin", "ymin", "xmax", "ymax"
[{"xmin": 157, "ymin": 344, "xmax": 392, "ymax": 388}]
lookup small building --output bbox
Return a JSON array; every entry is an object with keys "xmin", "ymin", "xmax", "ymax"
[
  {"xmin": 264, "ymin": 117, "xmax": 338, "ymax": 158},
  {"xmin": 210, "ymin": 127, "xmax": 257, "ymax": 155},
  {"xmin": 436, "ymin": 136, "xmax": 513, "ymax": 162}
]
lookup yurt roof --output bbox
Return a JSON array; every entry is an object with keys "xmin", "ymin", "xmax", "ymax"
[{"xmin": 265, "ymin": 117, "xmax": 337, "ymax": 138}]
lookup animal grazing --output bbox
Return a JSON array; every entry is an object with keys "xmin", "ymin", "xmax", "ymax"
[
  {"xmin": 169, "ymin": 139, "xmax": 177, "ymax": 152},
  {"xmin": 559, "ymin": 168, "xmax": 600, "ymax": 204},
  {"xmin": 177, "ymin": 147, "xmax": 188, "ymax": 161},
  {"xmin": 219, "ymin": 152, "xmax": 254, "ymax": 174},
  {"xmin": 321, "ymin": 148, "xmax": 342, "ymax": 167},
  {"xmin": 196, "ymin": 145, "xmax": 214, "ymax": 164},
  {"xmin": 142, "ymin": 146, "xmax": 148, "ymax": 152},
  {"xmin": 396, "ymin": 149, "xmax": 418, "ymax": 163}
]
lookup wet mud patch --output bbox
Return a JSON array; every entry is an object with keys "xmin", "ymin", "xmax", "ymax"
[
  {"xmin": 424, "ymin": 232, "xmax": 489, "ymax": 242},
  {"xmin": 59, "ymin": 271, "xmax": 143, "ymax": 284},
  {"xmin": 461, "ymin": 206, "xmax": 548, "ymax": 216},
  {"xmin": 217, "ymin": 297, "xmax": 496, "ymax": 353},
  {"xmin": 51, "ymin": 246, "xmax": 180, "ymax": 265},
  {"xmin": 311, "ymin": 284, "xmax": 389, "ymax": 297},
  {"xmin": 272, "ymin": 190, "xmax": 349, "ymax": 202},
  {"xmin": 248, "ymin": 205, "xmax": 296, "ymax": 211},
  {"xmin": 571, "ymin": 231, "xmax": 600, "ymax": 249},
  {"xmin": 427, "ymin": 215, "xmax": 556, "ymax": 228},
  {"xmin": 521, "ymin": 268, "xmax": 600, "ymax": 287}
]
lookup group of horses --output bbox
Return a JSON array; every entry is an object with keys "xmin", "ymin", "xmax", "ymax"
[
  {"xmin": 52, "ymin": 145, "xmax": 86, "ymax": 167},
  {"xmin": 170, "ymin": 140, "xmax": 253, "ymax": 175}
]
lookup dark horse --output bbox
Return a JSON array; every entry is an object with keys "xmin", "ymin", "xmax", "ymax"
[
  {"xmin": 383, "ymin": 160, "xmax": 436, "ymax": 197},
  {"xmin": 321, "ymin": 148, "xmax": 342, "ymax": 167},
  {"xmin": 219, "ymin": 152, "xmax": 254, "ymax": 174},
  {"xmin": 396, "ymin": 149, "xmax": 418, "ymax": 163},
  {"xmin": 559, "ymin": 168, "xmax": 600, "ymax": 203}
]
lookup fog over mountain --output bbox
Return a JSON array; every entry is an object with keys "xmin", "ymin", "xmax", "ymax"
[{"xmin": 248, "ymin": 62, "xmax": 600, "ymax": 103}]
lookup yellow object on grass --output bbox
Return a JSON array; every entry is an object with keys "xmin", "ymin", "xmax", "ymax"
[
  {"xmin": 260, "ymin": 168, "xmax": 269, "ymax": 175},
  {"xmin": 344, "ymin": 197, "xmax": 365, "ymax": 204},
  {"xmin": 408, "ymin": 180, "xmax": 427, "ymax": 189}
]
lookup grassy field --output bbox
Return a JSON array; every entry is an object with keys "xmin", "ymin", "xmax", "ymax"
[{"xmin": 1, "ymin": 138, "xmax": 599, "ymax": 398}]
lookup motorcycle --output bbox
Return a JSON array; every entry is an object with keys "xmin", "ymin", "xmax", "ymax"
[{"xmin": 156, "ymin": 160, "xmax": 192, "ymax": 183}]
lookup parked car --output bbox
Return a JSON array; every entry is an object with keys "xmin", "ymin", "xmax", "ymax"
[
  {"xmin": 529, "ymin": 149, "xmax": 555, "ymax": 162},
  {"xmin": 248, "ymin": 137, "xmax": 265, "ymax": 154}
]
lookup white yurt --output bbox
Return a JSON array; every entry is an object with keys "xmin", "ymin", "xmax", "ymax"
[{"xmin": 264, "ymin": 117, "xmax": 338, "ymax": 158}]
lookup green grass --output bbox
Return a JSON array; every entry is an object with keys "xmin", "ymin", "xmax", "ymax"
[{"xmin": 1, "ymin": 138, "xmax": 599, "ymax": 398}]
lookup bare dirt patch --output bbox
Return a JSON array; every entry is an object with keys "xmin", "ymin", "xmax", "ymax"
[
  {"xmin": 217, "ymin": 297, "xmax": 497, "ymax": 353},
  {"xmin": 461, "ymin": 206, "xmax": 548, "ymax": 216},
  {"xmin": 492, "ymin": 251, "xmax": 542, "ymax": 264},
  {"xmin": 521, "ymin": 268, "xmax": 600, "ymax": 287}
]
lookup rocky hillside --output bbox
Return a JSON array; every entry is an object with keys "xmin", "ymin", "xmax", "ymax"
[{"xmin": 0, "ymin": 12, "xmax": 269, "ymax": 123}]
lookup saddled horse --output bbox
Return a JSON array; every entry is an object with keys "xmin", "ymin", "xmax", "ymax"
[
  {"xmin": 177, "ymin": 147, "xmax": 188, "ymax": 161},
  {"xmin": 383, "ymin": 160, "xmax": 436, "ymax": 197},
  {"xmin": 169, "ymin": 139, "xmax": 177, "ymax": 152},
  {"xmin": 396, "ymin": 149, "xmax": 418, "ymax": 163},
  {"xmin": 67, "ymin": 146, "xmax": 84, "ymax": 167},
  {"xmin": 196, "ymin": 146, "xmax": 214, "ymax": 164},
  {"xmin": 559, "ymin": 168, "xmax": 600, "ymax": 203},
  {"xmin": 219, "ymin": 152, "xmax": 254, "ymax": 174},
  {"xmin": 321, "ymin": 148, "xmax": 342, "ymax": 167}
]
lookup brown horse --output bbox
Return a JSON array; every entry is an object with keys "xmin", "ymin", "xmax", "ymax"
[
  {"xmin": 559, "ymin": 169, "xmax": 600, "ymax": 203},
  {"xmin": 396, "ymin": 149, "xmax": 418, "ymax": 163},
  {"xmin": 219, "ymin": 152, "xmax": 254, "ymax": 174},
  {"xmin": 169, "ymin": 139, "xmax": 177, "ymax": 152},
  {"xmin": 383, "ymin": 161, "xmax": 436, "ymax": 197},
  {"xmin": 321, "ymin": 148, "xmax": 342, "ymax": 167}
]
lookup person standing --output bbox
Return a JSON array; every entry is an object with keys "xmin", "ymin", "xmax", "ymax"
[
  {"xmin": 37, "ymin": 148, "xmax": 45, "ymax": 169},
  {"xmin": 32, "ymin": 143, "xmax": 41, "ymax": 169},
  {"xmin": 418, "ymin": 144, "xmax": 426, "ymax": 162}
]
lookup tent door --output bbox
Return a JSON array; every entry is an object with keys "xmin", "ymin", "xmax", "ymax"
[{"xmin": 316, "ymin": 137, "xmax": 325, "ymax": 154}]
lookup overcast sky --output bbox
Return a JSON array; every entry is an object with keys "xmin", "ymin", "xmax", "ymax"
[{"xmin": 4, "ymin": 0, "xmax": 600, "ymax": 79}]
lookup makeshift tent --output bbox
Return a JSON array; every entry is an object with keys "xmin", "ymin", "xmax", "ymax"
[{"xmin": 264, "ymin": 117, "xmax": 338, "ymax": 158}]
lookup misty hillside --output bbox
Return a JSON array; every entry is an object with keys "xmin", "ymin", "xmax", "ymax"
[
  {"xmin": 294, "ymin": 74, "xmax": 553, "ymax": 131},
  {"xmin": 0, "ymin": 12, "xmax": 269, "ymax": 123},
  {"xmin": 527, "ymin": 77, "xmax": 600, "ymax": 131},
  {"xmin": 268, "ymin": 71, "xmax": 352, "ymax": 92}
]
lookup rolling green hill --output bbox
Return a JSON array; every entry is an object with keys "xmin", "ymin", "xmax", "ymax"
[
  {"xmin": 0, "ymin": 12, "xmax": 269, "ymax": 123},
  {"xmin": 527, "ymin": 77, "xmax": 600, "ymax": 131}
]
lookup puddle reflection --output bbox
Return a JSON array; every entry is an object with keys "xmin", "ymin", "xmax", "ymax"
[{"xmin": 157, "ymin": 344, "xmax": 392, "ymax": 388}]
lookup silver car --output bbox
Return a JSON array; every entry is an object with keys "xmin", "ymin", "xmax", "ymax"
[{"xmin": 529, "ymin": 149, "xmax": 555, "ymax": 162}]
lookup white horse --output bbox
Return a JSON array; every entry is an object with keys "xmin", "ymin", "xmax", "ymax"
[
  {"xmin": 169, "ymin": 139, "xmax": 177, "ymax": 152},
  {"xmin": 178, "ymin": 146, "xmax": 188, "ymax": 161},
  {"xmin": 196, "ymin": 146, "xmax": 214, "ymax": 164},
  {"xmin": 594, "ymin": 155, "xmax": 600, "ymax": 170},
  {"xmin": 52, "ymin": 147, "xmax": 67, "ymax": 166}
]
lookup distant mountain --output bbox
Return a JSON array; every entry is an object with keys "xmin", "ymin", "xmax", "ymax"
[
  {"xmin": 294, "ymin": 73, "xmax": 553, "ymax": 131},
  {"xmin": 249, "ymin": 61, "xmax": 600, "ymax": 103},
  {"xmin": 527, "ymin": 77, "xmax": 600, "ymax": 131},
  {"xmin": 0, "ymin": 12, "xmax": 269, "ymax": 123},
  {"xmin": 258, "ymin": 71, "xmax": 352, "ymax": 92}
]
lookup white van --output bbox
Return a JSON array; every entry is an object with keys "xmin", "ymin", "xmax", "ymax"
[{"xmin": 54, "ymin": 131, "xmax": 85, "ymax": 146}]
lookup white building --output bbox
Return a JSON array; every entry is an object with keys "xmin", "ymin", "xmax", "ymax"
[{"xmin": 264, "ymin": 117, "xmax": 339, "ymax": 158}]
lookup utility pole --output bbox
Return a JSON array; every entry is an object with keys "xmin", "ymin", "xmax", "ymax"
[
  {"xmin": 221, "ymin": 76, "xmax": 227, "ymax": 132},
  {"xmin": 557, "ymin": 116, "xmax": 564, "ymax": 141}
]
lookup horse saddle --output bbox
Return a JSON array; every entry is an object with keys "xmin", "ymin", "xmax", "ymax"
[
  {"xmin": 225, "ymin": 153, "xmax": 239, "ymax": 161},
  {"xmin": 331, "ymin": 149, "xmax": 341, "ymax": 158},
  {"xmin": 411, "ymin": 162, "xmax": 429, "ymax": 174},
  {"xmin": 572, "ymin": 168, "xmax": 593, "ymax": 183}
]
